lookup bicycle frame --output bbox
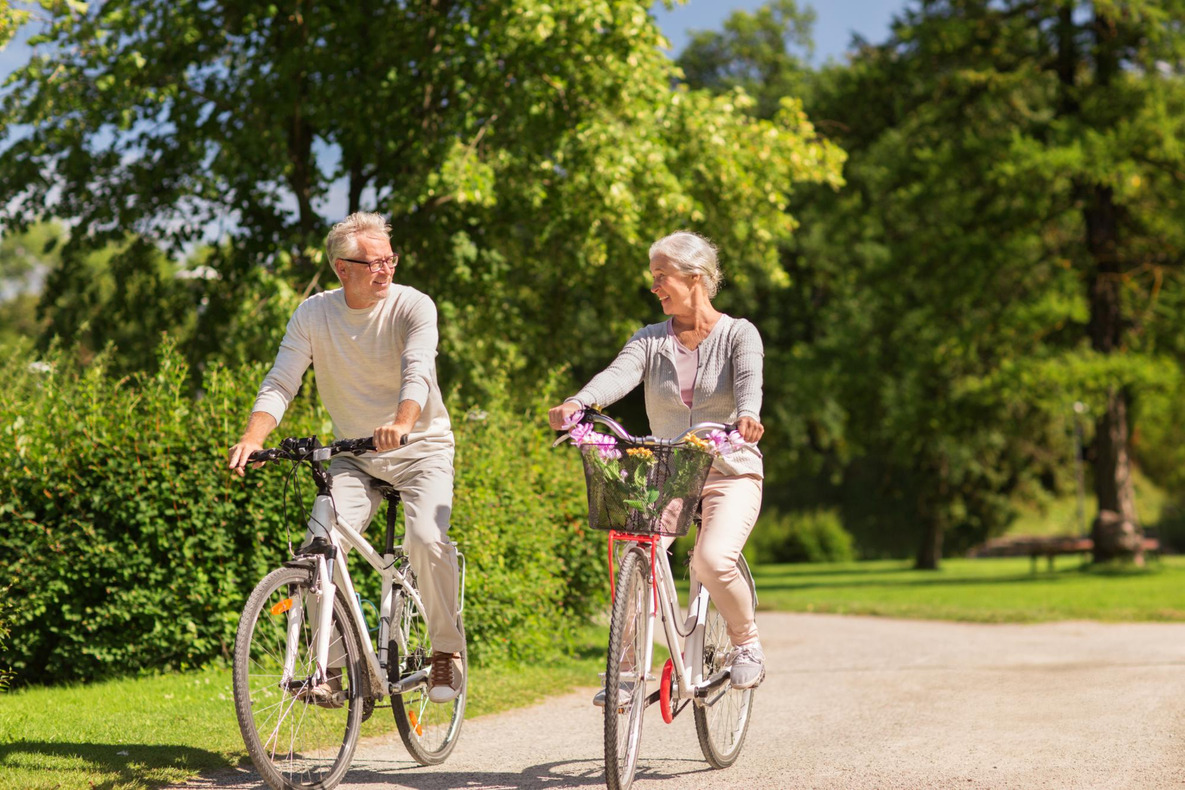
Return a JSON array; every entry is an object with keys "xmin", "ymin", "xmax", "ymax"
[
  {"xmin": 294, "ymin": 481, "xmax": 466, "ymax": 701},
  {"xmin": 609, "ymin": 530, "xmax": 732, "ymax": 716}
]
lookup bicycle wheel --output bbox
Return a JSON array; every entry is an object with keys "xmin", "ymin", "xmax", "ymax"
[
  {"xmin": 693, "ymin": 555, "xmax": 756, "ymax": 769},
  {"xmin": 233, "ymin": 566, "xmax": 367, "ymax": 790},
  {"xmin": 604, "ymin": 548, "xmax": 652, "ymax": 790},
  {"xmin": 391, "ymin": 589, "xmax": 466, "ymax": 765}
]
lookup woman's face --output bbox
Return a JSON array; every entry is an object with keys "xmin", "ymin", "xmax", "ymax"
[{"xmin": 649, "ymin": 254, "xmax": 700, "ymax": 315}]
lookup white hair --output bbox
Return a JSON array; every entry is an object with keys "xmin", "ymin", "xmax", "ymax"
[
  {"xmin": 325, "ymin": 212, "xmax": 391, "ymax": 264},
  {"xmin": 649, "ymin": 231, "xmax": 723, "ymax": 298}
]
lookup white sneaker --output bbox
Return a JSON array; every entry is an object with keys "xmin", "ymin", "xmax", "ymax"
[{"xmin": 727, "ymin": 642, "xmax": 766, "ymax": 689}]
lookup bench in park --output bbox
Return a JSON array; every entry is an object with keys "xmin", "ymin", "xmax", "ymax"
[{"xmin": 969, "ymin": 535, "xmax": 1161, "ymax": 572}]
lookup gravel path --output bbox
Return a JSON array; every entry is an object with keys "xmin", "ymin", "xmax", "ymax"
[{"xmin": 179, "ymin": 613, "xmax": 1185, "ymax": 790}]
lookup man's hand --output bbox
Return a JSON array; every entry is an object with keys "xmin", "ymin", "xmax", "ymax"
[
  {"xmin": 228, "ymin": 440, "xmax": 264, "ymax": 477},
  {"xmin": 373, "ymin": 422, "xmax": 411, "ymax": 452},
  {"xmin": 735, "ymin": 416, "xmax": 764, "ymax": 444},
  {"xmin": 228, "ymin": 411, "xmax": 277, "ymax": 477},
  {"xmin": 548, "ymin": 401, "xmax": 583, "ymax": 431}
]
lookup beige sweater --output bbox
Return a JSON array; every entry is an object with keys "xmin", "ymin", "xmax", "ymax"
[
  {"xmin": 572, "ymin": 315, "xmax": 764, "ymax": 478},
  {"xmin": 252, "ymin": 285, "xmax": 454, "ymax": 460}
]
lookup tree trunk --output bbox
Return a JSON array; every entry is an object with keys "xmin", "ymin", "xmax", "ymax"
[{"xmin": 914, "ymin": 453, "xmax": 948, "ymax": 571}]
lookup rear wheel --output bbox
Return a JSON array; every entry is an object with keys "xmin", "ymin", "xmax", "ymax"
[
  {"xmin": 391, "ymin": 590, "xmax": 466, "ymax": 765},
  {"xmin": 694, "ymin": 556, "xmax": 756, "ymax": 768},
  {"xmin": 604, "ymin": 548, "xmax": 652, "ymax": 790},
  {"xmin": 233, "ymin": 566, "xmax": 366, "ymax": 790}
]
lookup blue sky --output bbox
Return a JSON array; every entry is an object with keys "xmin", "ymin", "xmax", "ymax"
[{"xmin": 652, "ymin": 0, "xmax": 908, "ymax": 63}]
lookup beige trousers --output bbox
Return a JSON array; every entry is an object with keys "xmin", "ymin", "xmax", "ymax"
[
  {"xmin": 666, "ymin": 468, "xmax": 763, "ymax": 647},
  {"xmin": 313, "ymin": 452, "xmax": 464, "ymax": 655}
]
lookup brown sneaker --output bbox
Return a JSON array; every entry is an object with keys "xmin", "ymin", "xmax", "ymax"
[{"xmin": 427, "ymin": 651, "xmax": 463, "ymax": 703}]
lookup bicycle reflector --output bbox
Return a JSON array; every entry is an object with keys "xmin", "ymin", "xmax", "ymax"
[
  {"xmin": 269, "ymin": 598, "xmax": 294, "ymax": 616},
  {"xmin": 409, "ymin": 710, "xmax": 424, "ymax": 736}
]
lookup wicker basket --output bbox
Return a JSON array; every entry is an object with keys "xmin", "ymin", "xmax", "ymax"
[{"xmin": 579, "ymin": 443, "xmax": 714, "ymax": 537}]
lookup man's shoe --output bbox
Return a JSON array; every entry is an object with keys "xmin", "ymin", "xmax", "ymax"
[
  {"xmin": 286, "ymin": 667, "xmax": 344, "ymax": 709},
  {"xmin": 727, "ymin": 642, "xmax": 766, "ymax": 689},
  {"xmin": 427, "ymin": 651, "xmax": 463, "ymax": 703}
]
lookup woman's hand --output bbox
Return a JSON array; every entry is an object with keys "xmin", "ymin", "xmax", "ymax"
[
  {"xmin": 735, "ymin": 416, "xmax": 764, "ymax": 444},
  {"xmin": 548, "ymin": 401, "xmax": 584, "ymax": 431}
]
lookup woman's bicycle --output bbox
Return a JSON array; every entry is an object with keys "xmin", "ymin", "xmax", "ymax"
[
  {"xmin": 556, "ymin": 411, "xmax": 758, "ymax": 790},
  {"xmin": 231, "ymin": 435, "xmax": 466, "ymax": 790}
]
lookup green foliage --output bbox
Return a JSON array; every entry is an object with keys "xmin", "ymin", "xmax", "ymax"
[
  {"xmin": 744, "ymin": 508, "xmax": 854, "ymax": 564},
  {"xmin": 0, "ymin": 342, "xmax": 599, "ymax": 683}
]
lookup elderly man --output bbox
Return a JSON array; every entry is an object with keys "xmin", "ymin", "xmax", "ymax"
[{"xmin": 228, "ymin": 211, "xmax": 463, "ymax": 703}]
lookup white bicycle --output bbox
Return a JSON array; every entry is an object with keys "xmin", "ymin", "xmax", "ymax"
[
  {"xmin": 557, "ymin": 411, "xmax": 757, "ymax": 790},
  {"xmin": 231, "ymin": 435, "xmax": 466, "ymax": 790}
]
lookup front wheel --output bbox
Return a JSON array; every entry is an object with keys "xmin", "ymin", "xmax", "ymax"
[
  {"xmin": 604, "ymin": 548, "xmax": 652, "ymax": 790},
  {"xmin": 693, "ymin": 555, "xmax": 756, "ymax": 769},
  {"xmin": 391, "ymin": 590, "xmax": 466, "ymax": 765},
  {"xmin": 233, "ymin": 566, "xmax": 366, "ymax": 790}
]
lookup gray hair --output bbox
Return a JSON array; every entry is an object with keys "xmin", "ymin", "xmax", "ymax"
[
  {"xmin": 325, "ymin": 212, "xmax": 391, "ymax": 265},
  {"xmin": 649, "ymin": 231, "xmax": 723, "ymax": 298}
]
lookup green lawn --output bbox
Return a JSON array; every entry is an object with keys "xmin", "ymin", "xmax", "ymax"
[
  {"xmin": 4, "ymin": 555, "xmax": 1184, "ymax": 789},
  {"xmin": 753, "ymin": 555, "xmax": 1185, "ymax": 622}
]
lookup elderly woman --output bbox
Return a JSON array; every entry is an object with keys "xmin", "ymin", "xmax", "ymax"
[{"xmin": 548, "ymin": 230, "xmax": 766, "ymax": 689}]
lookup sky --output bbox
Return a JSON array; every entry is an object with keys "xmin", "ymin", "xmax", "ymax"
[{"xmin": 651, "ymin": 0, "xmax": 908, "ymax": 63}]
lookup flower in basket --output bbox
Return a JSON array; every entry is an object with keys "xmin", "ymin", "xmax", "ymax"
[{"xmin": 706, "ymin": 428, "xmax": 747, "ymax": 456}]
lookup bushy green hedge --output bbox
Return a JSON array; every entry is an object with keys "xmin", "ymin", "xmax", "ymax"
[
  {"xmin": 744, "ymin": 508, "xmax": 855, "ymax": 565},
  {"xmin": 0, "ymin": 342, "xmax": 604, "ymax": 684}
]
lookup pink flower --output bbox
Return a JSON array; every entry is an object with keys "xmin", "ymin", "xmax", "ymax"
[
  {"xmin": 706, "ymin": 429, "xmax": 748, "ymax": 456},
  {"xmin": 561, "ymin": 408, "xmax": 586, "ymax": 430},
  {"xmin": 569, "ymin": 422, "xmax": 595, "ymax": 445}
]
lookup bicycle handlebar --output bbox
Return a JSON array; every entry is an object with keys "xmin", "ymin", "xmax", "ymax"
[
  {"xmin": 247, "ymin": 435, "xmax": 397, "ymax": 465},
  {"xmin": 564, "ymin": 410, "xmax": 735, "ymax": 447}
]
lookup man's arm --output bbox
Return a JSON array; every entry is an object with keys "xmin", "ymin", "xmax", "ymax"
[{"xmin": 227, "ymin": 411, "xmax": 279, "ymax": 476}]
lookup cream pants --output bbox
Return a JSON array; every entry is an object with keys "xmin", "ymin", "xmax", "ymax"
[
  {"xmin": 665, "ymin": 468, "xmax": 764, "ymax": 647},
  {"xmin": 312, "ymin": 451, "xmax": 464, "ymax": 656}
]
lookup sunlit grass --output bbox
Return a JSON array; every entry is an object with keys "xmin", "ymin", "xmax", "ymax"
[
  {"xmin": 0, "ymin": 629, "xmax": 606, "ymax": 790},
  {"xmin": 752, "ymin": 555, "xmax": 1185, "ymax": 623}
]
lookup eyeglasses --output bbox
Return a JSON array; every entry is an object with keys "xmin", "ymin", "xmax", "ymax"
[{"xmin": 340, "ymin": 253, "xmax": 399, "ymax": 273}]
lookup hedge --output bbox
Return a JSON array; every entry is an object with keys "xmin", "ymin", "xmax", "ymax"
[{"xmin": 0, "ymin": 341, "xmax": 604, "ymax": 684}]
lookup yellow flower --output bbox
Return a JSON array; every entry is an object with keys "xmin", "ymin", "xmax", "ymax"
[
  {"xmin": 684, "ymin": 434, "xmax": 711, "ymax": 452},
  {"xmin": 626, "ymin": 447, "xmax": 655, "ymax": 461}
]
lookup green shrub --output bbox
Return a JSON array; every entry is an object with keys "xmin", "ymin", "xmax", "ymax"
[
  {"xmin": 0, "ymin": 341, "xmax": 600, "ymax": 684},
  {"xmin": 744, "ymin": 508, "xmax": 855, "ymax": 564}
]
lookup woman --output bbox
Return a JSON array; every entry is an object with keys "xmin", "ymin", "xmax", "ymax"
[{"xmin": 548, "ymin": 230, "xmax": 766, "ymax": 688}]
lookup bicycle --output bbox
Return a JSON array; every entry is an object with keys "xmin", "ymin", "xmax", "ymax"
[
  {"xmin": 231, "ymin": 435, "xmax": 467, "ymax": 790},
  {"xmin": 556, "ymin": 411, "xmax": 758, "ymax": 790}
]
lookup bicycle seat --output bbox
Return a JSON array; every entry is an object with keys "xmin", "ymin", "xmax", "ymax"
[{"xmin": 368, "ymin": 477, "xmax": 401, "ymax": 503}]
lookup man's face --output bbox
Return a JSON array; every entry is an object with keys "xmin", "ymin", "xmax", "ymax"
[{"xmin": 336, "ymin": 234, "xmax": 396, "ymax": 308}]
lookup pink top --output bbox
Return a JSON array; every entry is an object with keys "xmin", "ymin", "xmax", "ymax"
[{"xmin": 670, "ymin": 324, "xmax": 699, "ymax": 409}]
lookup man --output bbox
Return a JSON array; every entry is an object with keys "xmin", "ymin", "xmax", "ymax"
[{"xmin": 228, "ymin": 211, "xmax": 463, "ymax": 703}]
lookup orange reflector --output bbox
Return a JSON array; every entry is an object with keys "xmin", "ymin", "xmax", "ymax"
[
  {"xmin": 409, "ymin": 710, "xmax": 423, "ymax": 736},
  {"xmin": 270, "ymin": 598, "xmax": 294, "ymax": 616}
]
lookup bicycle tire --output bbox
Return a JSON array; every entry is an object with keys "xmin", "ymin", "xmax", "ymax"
[
  {"xmin": 604, "ymin": 548, "xmax": 652, "ymax": 790},
  {"xmin": 693, "ymin": 555, "xmax": 756, "ymax": 769},
  {"xmin": 233, "ymin": 566, "xmax": 367, "ymax": 790},
  {"xmin": 391, "ymin": 590, "xmax": 466, "ymax": 765}
]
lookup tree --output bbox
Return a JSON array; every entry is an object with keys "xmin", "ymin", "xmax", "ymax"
[
  {"xmin": 681, "ymin": 0, "xmax": 1185, "ymax": 567},
  {"xmin": 0, "ymin": 0, "xmax": 843, "ymax": 395}
]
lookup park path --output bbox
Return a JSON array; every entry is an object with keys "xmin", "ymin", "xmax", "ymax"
[{"xmin": 179, "ymin": 613, "xmax": 1185, "ymax": 790}]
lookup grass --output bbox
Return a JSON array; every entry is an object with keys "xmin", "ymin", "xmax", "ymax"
[
  {"xmin": 752, "ymin": 555, "xmax": 1185, "ymax": 623},
  {"xmin": 0, "ymin": 630, "xmax": 606, "ymax": 790},
  {"xmin": 5, "ymin": 555, "xmax": 1184, "ymax": 789}
]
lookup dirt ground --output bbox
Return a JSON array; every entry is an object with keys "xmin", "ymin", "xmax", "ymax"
[{"xmin": 179, "ymin": 612, "xmax": 1185, "ymax": 790}]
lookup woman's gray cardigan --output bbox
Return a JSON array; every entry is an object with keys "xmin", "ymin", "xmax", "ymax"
[{"xmin": 570, "ymin": 314, "xmax": 764, "ymax": 478}]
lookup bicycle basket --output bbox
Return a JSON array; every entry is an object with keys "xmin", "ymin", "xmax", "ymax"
[{"xmin": 580, "ymin": 443, "xmax": 715, "ymax": 537}]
